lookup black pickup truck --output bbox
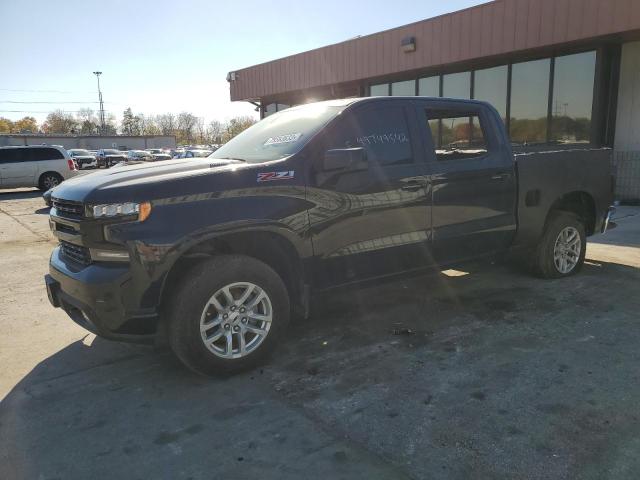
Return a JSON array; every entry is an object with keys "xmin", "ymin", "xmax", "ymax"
[{"xmin": 45, "ymin": 97, "xmax": 615, "ymax": 374}]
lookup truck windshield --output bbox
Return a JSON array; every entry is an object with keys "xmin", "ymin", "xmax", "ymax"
[{"xmin": 209, "ymin": 103, "xmax": 343, "ymax": 163}]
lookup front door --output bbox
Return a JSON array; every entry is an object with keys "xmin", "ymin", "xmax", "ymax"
[
  {"xmin": 417, "ymin": 102, "xmax": 517, "ymax": 264},
  {"xmin": 307, "ymin": 101, "xmax": 433, "ymax": 288}
]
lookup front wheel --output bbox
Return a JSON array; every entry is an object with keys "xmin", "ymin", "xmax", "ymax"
[
  {"xmin": 533, "ymin": 211, "xmax": 586, "ymax": 278},
  {"xmin": 38, "ymin": 172, "xmax": 63, "ymax": 191},
  {"xmin": 168, "ymin": 255, "xmax": 290, "ymax": 375}
]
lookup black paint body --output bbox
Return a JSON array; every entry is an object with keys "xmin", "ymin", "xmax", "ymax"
[{"xmin": 45, "ymin": 98, "xmax": 614, "ymax": 343}]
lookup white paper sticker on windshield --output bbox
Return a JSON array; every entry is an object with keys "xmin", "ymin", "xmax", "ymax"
[{"xmin": 264, "ymin": 133, "xmax": 302, "ymax": 146}]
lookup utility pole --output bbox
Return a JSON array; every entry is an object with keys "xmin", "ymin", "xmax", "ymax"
[{"xmin": 93, "ymin": 71, "xmax": 106, "ymax": 135}]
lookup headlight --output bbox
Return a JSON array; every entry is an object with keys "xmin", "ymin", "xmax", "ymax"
[{"xmin": 91, "ymin": 201, "xmax": 152, "ymax": 221}]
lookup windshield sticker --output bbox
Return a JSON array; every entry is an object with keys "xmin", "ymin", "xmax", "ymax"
[
  {"xmin": 257, "ymin": 171, "xmax": 295, "ymax": 182},
  {"xmin": 357, "ymin": 132, "xmax": 409, "ymax": 146},
  {"xmin": 264, "ymin": 133, "xmax": 302, "ymax": 146}
]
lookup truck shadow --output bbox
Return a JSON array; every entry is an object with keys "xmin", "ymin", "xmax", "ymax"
[
  {"xmin": 0, "ymin": 188, "xmax": 42, "ymax": 201},
  {"xmin": 2, "ymin": 259, "xmax": 639, "ymax": 479}
]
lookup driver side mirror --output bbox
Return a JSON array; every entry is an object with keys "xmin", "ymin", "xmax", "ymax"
[{"xmin": 322, "ymin": 147, "xmax": 367, "ymax": 172}]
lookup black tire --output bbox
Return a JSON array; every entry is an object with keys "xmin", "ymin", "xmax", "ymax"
[
  {"xmin": 38, "ymin": 172, "xmax": 63, "ymax": 191},
  {"xmin": 533, "ymin": 211, "xmax": 586, "ymax": 278},
  {"xmin": 168, "ymin": 254, "xmax": 290, "ymax": 376}
]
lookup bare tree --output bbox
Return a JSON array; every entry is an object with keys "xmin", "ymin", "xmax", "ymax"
[
  {"xmin": 176, "ymin": 112, "xmax": 198, "ymax": 144},
  {"xmin": 77, "ymin": 108, "xmax": 99, "ymax": 134},
  {"xmin": 196, "ymin": 117, "xmax": 206, "ymax": 144},
  {"xmin": 156, "ymin": 113, "xmax": 176, "ymax": 136},
  {"xmin": 207, "ymin": 120, "xmax": 224, "ymax": 144}
]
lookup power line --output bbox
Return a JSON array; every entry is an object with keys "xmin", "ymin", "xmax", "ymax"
[
  {"xmin": 0, "ymin": 110, "xmax": 115, "ymax": 113},
  {"xmin": 0, "ymin": 88, "xmax": 95, "ymax": 94},
  {"xmin": 0, "ymin": 100, "xmax": 100, "ymax": 104}
]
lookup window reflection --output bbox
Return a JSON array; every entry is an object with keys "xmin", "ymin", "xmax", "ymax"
[
  {"xmin": 370, "ymin": 84, "xmax": 388, "ymax": 96},
  {"xmin": 418, "ymin": 76, "xmax": 440, "ymax": 97},
  {"xmin": 442, "ymin": 72, "xmax": 470, "ymax": 99},
  {"xmin": 510, "ymin": 58, "xmax": 550, "ymax": 144},
  {"xmin": 551, "ymin": 51, "xmax": 596, "ymax": 144},
  {"xmin": 473, "ymin": 65, "xmax": 508, "ymax": 122}
]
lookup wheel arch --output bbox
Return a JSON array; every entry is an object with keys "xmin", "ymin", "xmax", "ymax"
[
  {"xmin": 545, "ymin": 191, "xmax": 596, "ymax": 235},
  {"xmin": 158, "ymin": 227, "xmax": 308, "ymax": 324}
]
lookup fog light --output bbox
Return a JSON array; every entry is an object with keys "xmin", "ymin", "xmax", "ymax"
[{"xmin": 90, "ymin": 248, "xmax": 130, "ymax": 262}]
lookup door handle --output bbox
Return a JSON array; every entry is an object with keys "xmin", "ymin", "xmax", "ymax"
[
  {"xmin": 491, "ymin": 173, "xmax": 511, "ymax": 181},
  {"xmin": 401, "ymin": 181, "xmax": 426, "ymax": 192}
]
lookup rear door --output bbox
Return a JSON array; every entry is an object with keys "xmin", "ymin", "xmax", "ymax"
[
  {"xmin": 307, "ymin": 100, "xmax": 433, "ymax": 288},
  {"xmin": 0, "ymin": 147, "xmax": 37, "ymax": 187},
  {"xmin": 416, "ymin": 101, "xmax": 516, "ymax": 263}
]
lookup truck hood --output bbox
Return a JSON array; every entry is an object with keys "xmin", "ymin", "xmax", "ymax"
[{"xmin": 53, "ymin": 158, "xmax": 244, "ymax": 203}]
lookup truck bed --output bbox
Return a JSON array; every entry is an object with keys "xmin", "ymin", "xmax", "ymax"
[{"xmin": 512, "ymin": 147, "xmax": 613, "ymax": 248}]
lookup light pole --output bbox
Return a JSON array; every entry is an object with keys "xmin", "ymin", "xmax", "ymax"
[{"xmin": 93, "ymin": 71, "xmax": 106, "ymax": 135}]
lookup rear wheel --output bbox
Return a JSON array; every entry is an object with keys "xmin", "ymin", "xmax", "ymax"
[
  {"xmin": 168, "ymin": 255, "xmax": 290, "ymax": 375},
  {"xmin": 533, "ymin": 211, "xmax": 586, "ymax": 278},
  {"xmin": 38, "ymin": 172, "xmax": 63, "ymax": 191}
]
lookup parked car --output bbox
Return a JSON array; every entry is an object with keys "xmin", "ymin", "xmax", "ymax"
[
  {"xmin": 176, "ymin": 149, "xmax": 212, "ymax": 158},
  {"xmin": 96, "ymin": 149, "xmax": 127, "ymax": 168},
  {"xmin": 67, "ymin": 149, "xmax": 97, "ymax": 169},
  {"xmin": 145, "ymin": 149, "xmax": 173, "ymax": 161},
  {"xmin": 45, "ymin": 97, "xmax": 615, "ymax": 375},
  {"xmin": 127, "ymin": 150, "xmax": 154, "ymax": 162},
  {"xmin": 0, "ymin": 145, "xmax": 78, "ymax": 190}
]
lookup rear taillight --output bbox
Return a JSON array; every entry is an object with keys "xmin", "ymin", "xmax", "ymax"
[{"xmin": 67, "ymin": 159, "xmax": 77, "ymax": 171}]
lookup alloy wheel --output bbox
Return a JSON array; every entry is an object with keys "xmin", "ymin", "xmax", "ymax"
[
  {"xmin": 553, "ymin": 226, "xmax": 582, "ymax": 274},
  {"xmin": 199, "ymin": 282, "xmax": 272, "ymax": 359}
]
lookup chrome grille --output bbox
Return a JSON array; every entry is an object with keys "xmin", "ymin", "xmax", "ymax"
[
  {"xmin": 52, "ymin": 198, "xmax": 84, "ymax": 218},
  {"xmin": 60, "ymin": 241, "xmax": 91, "ymax": 266}
]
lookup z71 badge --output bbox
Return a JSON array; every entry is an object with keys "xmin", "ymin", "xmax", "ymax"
[{"xmin": 257, "ymin": 171, "xmax": 295, "ymax": 182}]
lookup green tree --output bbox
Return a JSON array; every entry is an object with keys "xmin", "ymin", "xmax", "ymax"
[
  {"xmin": 222, "ymin": 116, "xmax": 257, "ymax": 143},
  {"xmin": 11, "ymin": 116, "xmax": 38, "ymax": 133},
  {"xmin": 0, "ymin": 117, "xmax": 14, "ymax": 133},
  {"xmin": 42, "ymin": 110, "xmax": 77, "ymax": 134}
]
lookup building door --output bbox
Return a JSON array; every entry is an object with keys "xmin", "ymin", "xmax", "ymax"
[{"xmin": 307, "ymin": 101, "xmax": 433, "ymax": 288}]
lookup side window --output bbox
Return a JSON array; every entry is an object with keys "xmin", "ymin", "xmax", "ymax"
[
  {"xmin": 30, "ymin": 147, "xmax": 64, "ymax": 161},
  {"xmin": 328, "ymin": 106, "xmax": 413, "ymax": 166},
  {"xmin": 0, "ymin": 148, "xmax": 25, "ymax": 163},
  {"xmin": 0, "ymin": 149, "xmax": 13, "ymax": 164},
  {"xmin": 425, "ymin": 108, "xmax": 489, "ymax": 161}
]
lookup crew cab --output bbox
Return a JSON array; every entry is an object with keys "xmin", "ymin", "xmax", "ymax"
[{"xmin": 44, "ymin": 98, "xmax": 615, "ymax": 375}]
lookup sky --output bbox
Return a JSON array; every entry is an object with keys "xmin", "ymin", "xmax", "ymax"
[{"xmin": 0, "ymin": 0, "xmax": 485, "ymax": 127}]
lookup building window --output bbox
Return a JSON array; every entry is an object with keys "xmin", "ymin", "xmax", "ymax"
[
  {"xmin": 550, "ymin": 51, "xmax": 596, "ymax": 144},
  {"xmin": 510, "ymin": 58, "xmax": 551, "ymax": 144},
  {"xmin": 473, "ymin": 65, "xmax": 508, "ymax": 122},
  {"xmin": 391, "ymin": 80, "xmax": 415, "ymax": 96},
  {"xmin": 264, "ymin": 103, "xmax": 277, "ymax": 117},
  {"xmin": 418, "ymin": 76, "xmax": 440, "ymax": 97},
  {"xmin": 442, "ymin": 72, "xmax": 470, "ymax": 99},
  {"xmin": 370, "ymin": 83, "xmax": 389, "ymax": 96}
]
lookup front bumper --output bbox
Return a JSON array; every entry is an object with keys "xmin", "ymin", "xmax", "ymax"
[{"xmin": 46, "ymin": 247, "xmax": 158, "ymax": 344}]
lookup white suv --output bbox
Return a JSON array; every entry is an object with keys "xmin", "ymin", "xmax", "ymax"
[{"xmin": 0, "ymin": 145, "xmax": 78, "ymax": 190}]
